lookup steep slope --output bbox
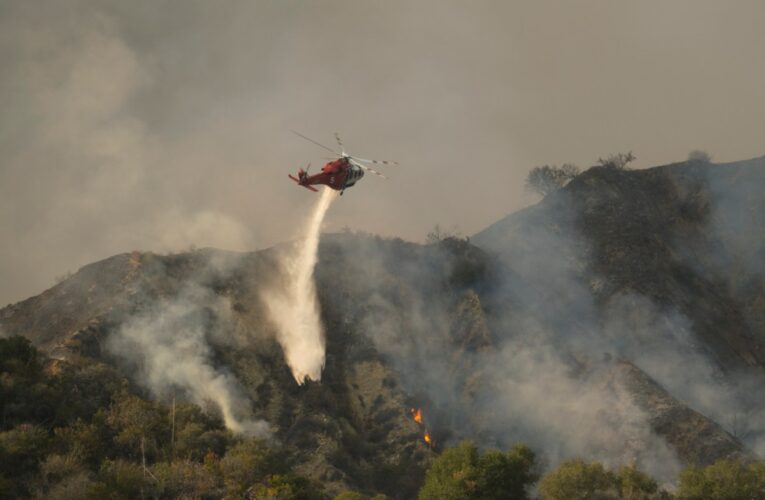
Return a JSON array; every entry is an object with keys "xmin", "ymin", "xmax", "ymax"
[
  {"xmin": 475, "ymin": 157, "xmax": 765, "ymax": 371},
  {"xmin": 615, "ymin": 361, "xmax": 747, "ymax": 465},
  {"xmin": 0, "ymin": 246, "xmax": 439, "ymax": 497},
  {"xmin": 0, "ymin": 236, "xmax": 506, "ymax": 496},
  {"xmin": 474, "ymin": 156, "xmax": 765, "ymax": 465}
]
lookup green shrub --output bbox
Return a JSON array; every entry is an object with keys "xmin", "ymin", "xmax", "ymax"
[
  {"xmin": 539, "ymin": 460, "xmax": 663, "ymax": 500},
  {"xmin": 677, "ymin": 459, "xmax": 765, "ymax": 499},
  {"xmin": 418, "ymin": 441, "xmax": 538, "ymax": 500}
]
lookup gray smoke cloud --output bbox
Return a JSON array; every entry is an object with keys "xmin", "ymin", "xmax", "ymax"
[
  {"xmin": 106, "ymin": 280, "xmax": 270, "ymax": 437},
  {"xmin": 356, "ymin": 265, "xmax": 684, "ymax": 481},
  {"xmin": 1, "ymin": 0, "xmax": 763, "ymax": 484},
  {"xmin": 2, "ymin": 0, "xmax": 764, "ymax": 307},
  {"xmin": 325, "ymin": 159, "xmax": 765, "ymax": 483},
  {"xmin": 662, "ymin": 158, "xmax": 765, "ymax": 454}
]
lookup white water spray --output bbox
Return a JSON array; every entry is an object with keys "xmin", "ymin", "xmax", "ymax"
[{"xmin": 263, "ymin": 187, "xmax": 337, "ymax": 384}]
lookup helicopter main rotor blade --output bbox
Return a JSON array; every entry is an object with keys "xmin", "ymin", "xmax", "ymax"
[
  {"xmin": 334, "ymin": 132, "xmax": 345, "ymax": 156},
  {"xmin": 290, "ymin": 130, "xmax": 339, "ymax": 155},
  {"xmin": 350, "ymin": 158, "xmax": 387, "ymax": 179},
  {"xmin": 349, "ymin": 155, "xmax": 399, "ymax": 166}
]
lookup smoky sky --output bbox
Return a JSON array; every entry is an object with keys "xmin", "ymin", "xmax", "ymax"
[{"xmin": 1, "ymin": 0, "xmax": 764, "ymax": 306}]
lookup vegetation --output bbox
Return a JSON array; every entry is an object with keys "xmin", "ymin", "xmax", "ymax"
[
  {"xmin": 525, "ymin": 163, "xmax": 581, "ymax": 197},
  {"xmin": 333, "ymin": 491, "xmax": 386, "ymax": 500},
  {"xmin": 417, "ymin": 441, "xmax": 538, "ymax": 500},
  {"xmin": 677, "ymin": 459, "xmax": 765, "ymax": 499},
  {"xmin": 596, "ymin": 151, "xmax": 636, "ymax": 170},
  {"xmin": 0, "ymin": 336, "xmax": 320, "ymax": 499},
  {"xmin": 538, "ymin": 459, "xmax": 663, "ymax": 499},
  {"xmin": 7, "ymin": 334, "xmax": 765, "ymax": 498},
  {"xmin": 426, "ymin": 224, "xmax": 463, "ymax": 244},
  {"xmin": 687, "ymin": 150, "xmax": 712, "ymax": 163}
]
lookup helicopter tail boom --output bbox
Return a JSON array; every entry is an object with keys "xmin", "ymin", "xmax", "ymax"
[{"xmin": 288, "ymin": 173, "xmax": 319, "ymax": 192}]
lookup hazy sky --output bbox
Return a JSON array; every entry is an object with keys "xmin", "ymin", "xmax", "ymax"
[{"xmin": 1, "ymin": 0, "xmax": 764, "ymax": 305}]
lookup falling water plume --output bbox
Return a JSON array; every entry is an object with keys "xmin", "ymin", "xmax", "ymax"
[{"xmin": 263, "ymin": 187, "xmax": 337, "ymax": 384}]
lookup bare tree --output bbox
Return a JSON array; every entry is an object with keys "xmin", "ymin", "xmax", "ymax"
[
  {"xmin": 525, "ymin": 163, "xmax": 581, "ymax": 197},
  {"xmin": 426, "ymin": 224, "xmax": 462, "ymax": 244},
  {"xmin": 596, "ymin": 151, "xmax": 636, "ymax": 170}
]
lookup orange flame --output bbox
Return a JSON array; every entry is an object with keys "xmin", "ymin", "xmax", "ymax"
[
  {"xmin": 410, "ymin": 408, "xmax": 423, "ymax": 424},
  {"xmin": 424, "ymin": 430, "xmax": 432, "ymax": 446}
]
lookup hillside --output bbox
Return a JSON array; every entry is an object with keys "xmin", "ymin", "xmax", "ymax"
[
  {"xmin": 473, "ymin": 156, "xmax": 765, "ymax": 466},
  {"xmin": 475, "ymin": 156, "xmax": 765, "ymax": 371},
  {"xmin": 2, "ymin": 157, "xmax": 765, "ymax": 496}
]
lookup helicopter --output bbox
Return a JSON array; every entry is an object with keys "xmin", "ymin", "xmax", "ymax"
[{"xmin": 288, "ymin": 131, "xmax": 397, "ymax": 195}]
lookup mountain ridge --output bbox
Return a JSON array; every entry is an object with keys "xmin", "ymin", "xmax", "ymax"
[{"xmin": 3, "ymin": 157, "xmax": 765, "ymax": 495}]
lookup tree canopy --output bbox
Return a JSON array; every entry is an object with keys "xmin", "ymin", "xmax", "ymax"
[
  {"xmin": 525, "ymin": 164, "xmax": 580, "ymax": 197},
  {"xmin": 677, "ymin": 459, "xmax": 765, "ymax": 500},
  {"xmin": 596, "ymin": 151, "xmax": 636, "ymax": 170},
  {"xmin": 418, "ymin": 441, "xmax": 538, "ymax": 500},
  {"xmin": 0, "ymin": 335, "xmax": 322, "ymax": 499},
  {"xmin": 538, "ymin": 459, "xmax": 661, "ymax": 500}
]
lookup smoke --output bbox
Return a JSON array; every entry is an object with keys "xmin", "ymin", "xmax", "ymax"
[
  {"xmin": 262, "ymin": 187, "xmax": 337, "ymax": 384},
  {"xmin": 324, "ymin": 161, "xmax": 765, "ymax": 482},
  {"xmin": 357, "ymin": 281, "xmax": 683, "ymax": 480},
  {"xmin": 106, "ymin": 283, "xmax": 269, "ymax": 437},
  {"xmin": 665, "ymin": 157, "xmax": 765, "ymax": 454},
  {"xmin": 321, "ymin": 221, "xmax": 690, "ymax": 479},
  {"xmin": 5, "ymin": 1, "xmax": 765, "ymax": 308}
]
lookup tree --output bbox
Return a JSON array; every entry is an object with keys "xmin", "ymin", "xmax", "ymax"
[
  {"xmin": 92, "ymin": 459, "xmax": 158, "ymax": 499},
  {"xmin": 687, "ymin": 150, "xmax": 712, "ymax": 163},
  {"xmin": 0, "ymin": 336, "xmax": 257, "ymax": 498},
  {"xmin": 474, "ymin": 445, "xmax": 539, "ymax": 500},
  {"xmin": 615, "ymin": 465, "xmax": 660, "ymax": 500},
  {"xmin": 0, "ymin": 336, "xmax": 56, "ymax": 430},
  {"xmin": 427, "ymin": 224, "xmax": 463, "ymax": 244},
  {"xmin": 525, "ymin": 164, "xmax": 580, "ymax": 197},
  {"xmin": 249, "ymin": 474, "xmax": 327, "ymax": 500},
  {"xmin": 677, "ymin": 459, "xmax": 765, "ymax": 499},
  {"xmin": 334, "ymin": 492, "xmax": 368, "ymax": 500},
  {"xmin": 151, "ymin": 460, "xmax": 220, "ymax": 498},
  {"xmin": 33, "ymin": 452, "xmax": 94, "ymax": 500},
  {"xmin": 539, "ymin": 460, "xmax": 663, "ymax": 500},
  {"xmin": 418, "ymin": 441, "xmax": 538, "ymax": 500},
  {"xmin": 220, "ymin": 439, "xmax": 289, "ymax": 497},
  {"xmin": 0, "ymin": 336, "xmax": 42, "ymax": 379},
  {"xmin": 538, "ymin": 460, "xmax": 616, "ymax": 500},
  {"xmin": 170, "ymin": 402, "xmax": 230, "ymax": 461},
  {"xmin": 0, "ymin": 424, "xmax": 51, "ymax": 498},
  {"xmin": 106, "ymin": 393, "xmax": 167, "ymax": 461},
  {"xmin": 596, "ymin": 152, "xmax": 636, "ymax": 170}
]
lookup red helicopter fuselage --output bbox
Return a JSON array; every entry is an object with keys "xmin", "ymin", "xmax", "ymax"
[{"xmin": 288, "ymin": 157, "xmax": 365, "ymax": 193}]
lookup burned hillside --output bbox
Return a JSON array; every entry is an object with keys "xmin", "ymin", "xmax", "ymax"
[{"xmin": 3, "ymin": 157, "xmax": 765, "ymax": 495}]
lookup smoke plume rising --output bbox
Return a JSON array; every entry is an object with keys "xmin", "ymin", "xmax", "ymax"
[
  {"xmin": 107, "ymin": 284, "xmax": 270, "ymax": 437},
  {"xmin": 263, "ymin": 187, "xmax": 337, "ymax": 384}
]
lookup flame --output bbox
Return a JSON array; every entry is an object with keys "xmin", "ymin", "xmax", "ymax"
[
  {"xmin": 410, "ymin": 408, "xmax": 423, "ymax": 424},
  {"xmin": 408, "ymin": 407, "xmax": 432, "ymax": 447}
]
